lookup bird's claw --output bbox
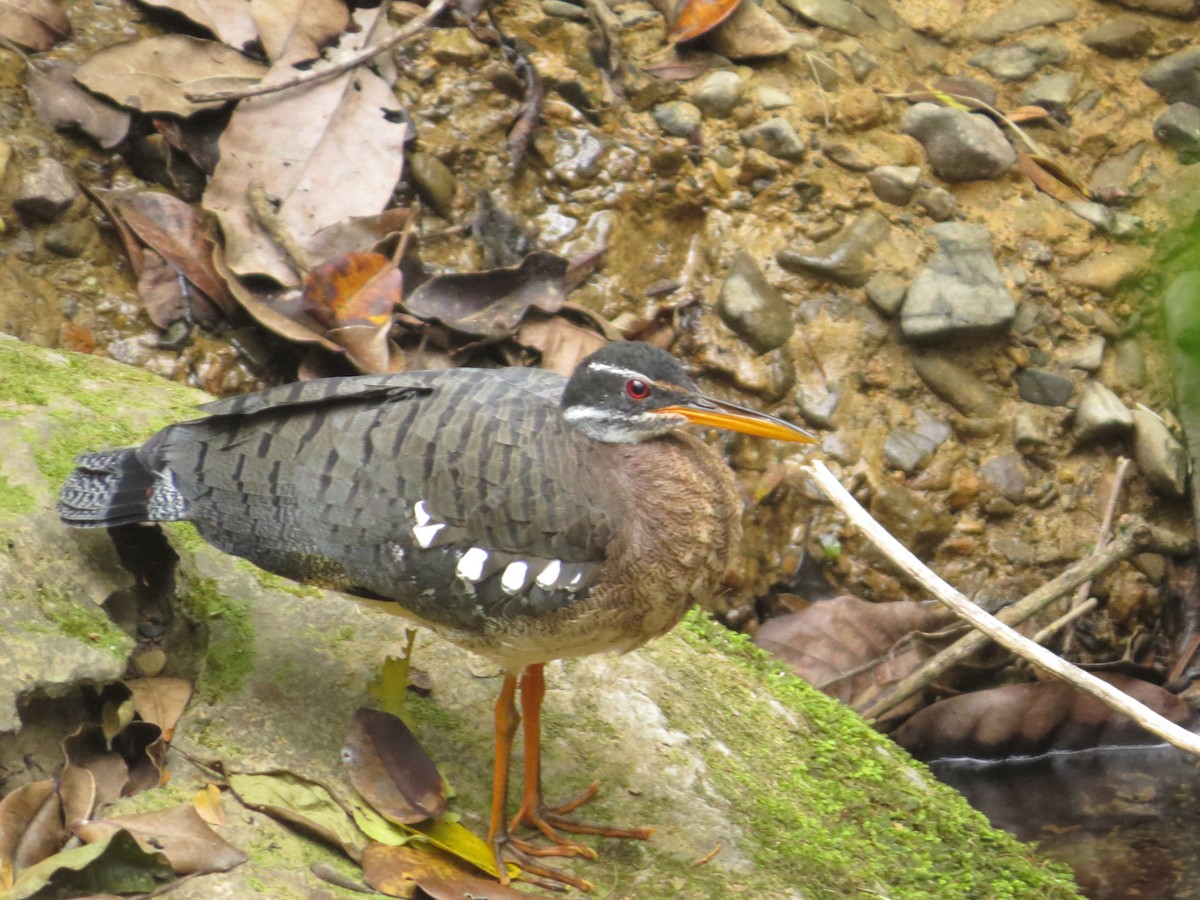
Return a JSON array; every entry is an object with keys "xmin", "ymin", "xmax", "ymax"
[{"xmin": 493, "ymin": 833, "xmax": 594, "ymax": 893}]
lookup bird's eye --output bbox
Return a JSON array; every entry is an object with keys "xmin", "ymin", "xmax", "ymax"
[{"xmin": 625, "ymin": 379, "xmax": 651, "ymax": 401}]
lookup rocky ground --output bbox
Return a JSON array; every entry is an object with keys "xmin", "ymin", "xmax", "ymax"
[{"xmin": 2, "ymin": 0, "xmax": 1200, "ymax": 893}]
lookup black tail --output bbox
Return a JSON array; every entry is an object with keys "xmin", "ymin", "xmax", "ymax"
[{"xmin": 58, "ymin": 448, "xmax": 159, "ymax": 527}]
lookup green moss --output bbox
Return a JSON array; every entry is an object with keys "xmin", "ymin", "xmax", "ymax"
[
  {"xmin": 238, "ymin": 560, "xmax": 323, "ymax": 599},
  {"xmin": 179, "ymin": 575, "xmax": 255, "ymax": 702},
  {"xmin": 0, "ymin": 473, "xmax": 35, "ymax": 516},
  {"xmin": 668, "ymin": 611, "xmax": 1080, "ymax": 898},
  {"xmin": 36, "ymin": 587, "xmax": 131, "ymax": 659}
]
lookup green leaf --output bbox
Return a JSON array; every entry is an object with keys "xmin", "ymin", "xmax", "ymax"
[
  {"xmin": 931, "ymin": 89, "xmax": 970, "ymax": 112},
  {"xmin": 369, "ymin": 629, "xmax": 418, "ymax": 721},
  {"xmin": 227, "ymin": 771, "xmax": 369, "ymax": 860},
  {"xmin": 12, "ymin": 828, "xmax": 173, "ymax": 899}
]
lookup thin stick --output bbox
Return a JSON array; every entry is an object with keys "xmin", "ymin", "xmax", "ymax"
[
  {"xmin": 803, "ymin": 459, "xmax": 1200, "ymax": 758},
  {"xmin": 1032, "ymin": 597, "xmax": 1098, "ymax": 646},
  {"xmin": 185, "ymin": 0, "xmax": 450, "ymax": 103}
]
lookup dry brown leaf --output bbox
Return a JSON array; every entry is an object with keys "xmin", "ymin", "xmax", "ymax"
[
  {"xmin": 58, "ymin": 766, "xmax": 96, "ymax": 829},
  {"xmin": 0, "ymin": 0, "xmax": 70, "ymax": 51},
  {"xmin": 754, "ymin": 596, "xmax": 956, "ymax": 710},
  {"xmin": 75, "ymin": 804, "xmax": 247, "ymax": 876},
  {"xmin": 125, "ymin": 677, "xmax": 193, "ymax": 743},
  {"xmin": 516, "ymin": 315, "xmax": 607, "ymax": 377},
  {"xmin": 75, "ymin": 35, "xmax": 268, "ymax": 117},
  {"xmin": 251, "ymin": 0, "xmax": 349, "ymax": 66},
  {"xmin": 0, "ymin": 780, "xmax": 65, "ymax": 891},
  {"xmin": 670, "ymin": 0, "xmax": 742, "ymax": 43},
  {"xmin": 202, "ymin": 5, "xmax": 405, "ymax": 285},
  {"xmin": 892, "ymin": 673, "xmax": 1197, "ymax": 761},
  {"xmin": 24, "ymin": 59, "xmax": 130, "ymax": 149},
  {"xmin": 61, "ymin": 727, "xmax": 130, "ymax": 817},
  {"xmin": 343, "ymin": 708, "xmax": 445, "ymax": 826},
  {"xmin": 362, "ymin": 842, "xmax": 551, "ymax": 900},
  {"xmin": 135, "ymin": 0, "xmax": 258, "ymax": 51}
]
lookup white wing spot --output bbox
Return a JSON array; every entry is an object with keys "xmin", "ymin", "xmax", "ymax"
[
  {"xmin": 501, "ymin": 561, "xmax": 529, "ymax": 595},
  {"xmin": 413, "ymin": 522, "xmax": 445, "ymax": 548},
  {"xmin": 456, "ymin": 547, "xmax": 489, "ymax": 582},
  {"xmin": 568, "ymin": 571, "xmax": 584, "ymax": 587},
  {"xmin": 413, "ymin": 500, "xmax": 431, "ymax": 527},
  {"xmin": 536, "ymin": 559, "xmax": 562, "ymax": 588}
]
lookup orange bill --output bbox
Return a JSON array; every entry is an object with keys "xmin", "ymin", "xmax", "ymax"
[{"xmin": 654, "ymin": 398, "xmax": 817, "ymax": 444}]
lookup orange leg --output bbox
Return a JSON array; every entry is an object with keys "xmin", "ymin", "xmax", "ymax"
[
  {"xmin": 508, "ymin": 664, "xmax": 654, "ymax": 855},
  {"xmin": 487, "ymin": 670, "xmax": 593, "ymax": 893}
]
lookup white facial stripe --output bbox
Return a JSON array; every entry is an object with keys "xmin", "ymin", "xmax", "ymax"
[
  {"xmin": 536, "ymin": 559, "xmax": 562, "ymax": 588},
  {"xmin": 456, "ymin": 547, "xmax": 489, "ymax": 582},
  {"xmin": 414, "ymin": 501, "xmax": 431, "ymax": 527},
  {"xmin": 562, "ymin": 405, "xmax": 681, "ymax": 443},
  {"xmin": 501, "ymin": 561, "xmax": 529, "ymax": 594},
  {"xmin": 586, "ymin": 362, "xmax": 649, "ymax": 380},
  {"xmin": 413, "ymin": 522, "xmax": 445, "ymax": 549}
]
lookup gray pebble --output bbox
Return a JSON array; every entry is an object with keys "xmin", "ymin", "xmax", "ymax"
[
  {"xmin": 690, "ymin": 71, "xmax": 745, "ymax": 118},
  {"xmin": 1113, "ymin": 339, "xmax": 1147, "ymax": 389},
  {"xmin": 972, "ymin": 0, "xmax": 1077, "ymax": 43},
  {"xmin": 980, "ymin": 453, "xmax": 1029, "ymax": 503},
  {"xmin": 1112, "ymin": 0, "xmax": 1198, "ymax": 17},
  {"xmin": 1153, "ymin": 102, "xmax": 1200, "ymax": 163},
  {"xmin": 910, "ymin": 353, "xmax": 998, "ymax": 417},
  {"xmin": 900, "ymin": 103, "xmax": 1016, "ymax": 182},
  {"xmin": 756, "ymin": 85, "xmax": 794, "ymax": 109},
  {"xmin": 777, "ymin": 209, "xmax": 890, "ymax": 286},
  {"xmin": 15, "ymin": 158, "xmax": 78, "ymax": 223},
  {"xmin": 654, "ymin": 101, "xmax": 702, "ymax": 138},
  {"xmin": 1060, "ymin": 335, "xmax": 1106, "ymax": 371},
  {"xmin": 901, "ymin": 223, "xmax": 1016, "ymax": 341},
  {"xmin": 542, "ymin": 0, "xmax": 589, "ymax": 19},
  {"xmin": 717, "ymin": 250, "xmax": 795, "ymax": 354},
  {"xmin": 1073, "ymin": 381, "xmax": 1133, "ymax": 443},
  {"xmin": 1132, "ymin": 407, "xmax": 1188, "ymax": 497},
  {"xmin": 868, "ymin": 165, "xmax": 921, "ymax": 206},
  {"xmin": 44, "ymin": 220, "xmax": 95, "ymax": 258},
  {"xmin": 796, "ymin": 379, "xmax": 841, "ymax": 428},
  {"xmin": 968, "ymin": 36, "xmax": 1069, "ymax": 82},
  {"xmin": 1143, "ymin": 47, "xmax": 1200, "ymax": 107},
  {"xmin": 1013, "ymin": 405, "xmax": 1052, "ymax": 451},
  {"xmin": 1081, "ymin": 18, "xmax": 1154, "ymax": 58},
  {"xmin": 740, "ymin": 116, "xmax": 805, "ymax": 161},
  {"xmin": 1015, "ymin": 368, "xmax": 1074, "ymax": 406},
  {"xmin": 865, "ymin": 271, "xmax": 908, "ymax": 316},
  {"xmin": 885, "ymin": 427, "xmax": 940, "ymax": 474},
  {"xmin": 1018, "ymin": 73, "xmax": 1079, "ymax": 114},
  {"xmin": 917, "ymin": 186, "xmax": 957, "ymax": 221}
]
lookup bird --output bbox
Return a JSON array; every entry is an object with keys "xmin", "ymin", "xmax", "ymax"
[{"xmin": 58, "ymin": 341, "xmax": 815, "ymax": 891}]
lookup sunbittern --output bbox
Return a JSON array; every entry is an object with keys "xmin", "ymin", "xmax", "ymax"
[{"xmin": 59, "ymin": 342, "xmax": 815, "ymax": 890}]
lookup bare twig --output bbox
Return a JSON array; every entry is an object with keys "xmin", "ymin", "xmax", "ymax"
[
  {"xmin": 1063, "ymin": 455, "xmax": 1131, "ymax": 653},
  {"xmin": 803, "ymin": 459, "xmax": 1200, "ymax": 758},
  {"xmin": 1032, "ymin": 597, "xmax": 1098, "ymax": 646},
  {"xmin": 185, "ymin": 0, "xmax": 450, "ymax": 103}
]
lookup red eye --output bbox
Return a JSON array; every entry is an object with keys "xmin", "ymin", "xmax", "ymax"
[{"xmin": 625, "ymin": 379, "xmax": 650, "ymax": 400}]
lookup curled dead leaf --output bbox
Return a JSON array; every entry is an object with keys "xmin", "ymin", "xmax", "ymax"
[
  {"xmin": 342, "ymin": 708, "xmax": 445, "ymax": 826},
  {"xmin": 670, "ymin": 0, "xmax": 742, "ymax": 43},
  {"xmin": 74, "ymin": 804, "xmax": 247, "ymax": 876}
]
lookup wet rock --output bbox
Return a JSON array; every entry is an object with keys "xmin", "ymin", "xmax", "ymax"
[
  {"xmin": 654, "ymin": 101, "xmax": 702, "ymax": 138},
  {"xmin": 1143, "ymin": 47, "xmax": 1200, "ymax": 107},
  {"xmin": 868, "ymin": 478, "xmax": 954, "ymax": 557},
  {"xmin": 900, "ymin": 223, "xmax": 1016, "ymax": 341},
  {"xmin": 706, "ymin": 0, "xmax": 795, "ymax": 60},
  {"xmin": 1059, "ymin": 246, "xmax": 1152, "ymax": 296},
  {"xmin": 1081, "ymin": 18, "xmax": 1154, "ymax": 58},
  {"xmin": 1013, "ymin": 405, "xmax": 1053, "ymax": 452},
  {"xmin": 917, "ymin": 186, "xmax": 957, "ymax": 221},
  {"xmin": 980, "ymin": 453, "xmax": 1029, "ymax": 503},
  {"xmin": 717, "ymin": 250, "xmax": 794, "ymax": 354},
  {"xmin": 1060, "ymin": 335, "xmax": 1105, "ymax": 372},
  {"xmin": 543, "ymin": 0, "xmax": 588, "ymax": 18},
  {"xmin": 778, "ymin": 0, "xmax": 904, "ymax": 41},
  {"xmin": 740, "ymin": 117, "xmax": 805, "ymax": 161},
  {"xmin": 1018, "ymin": 73, "xmax": 1079, "ymax": 115},
  {"xmin": 795, "ymin": 378, "xmax": 841, "ymax": 428},
  {"xmin": 865, "ymin": 271, "xmax": 907, "ymax": 316},
  {"xmin": 1112, "ymin": 0, "xmax": 1198, "ymax": 17},
  {"xmin": 43, "ymin": 219, "xmax": 95, "ymax": 258},
  {"xmin": 1112, "ymin": 339, "xmax": 1147, "ymax": 389},
  {"xmin": 1015, "ymin": 368, "xmax": 1074, "ymax": 406},
  {"xmin": 536, "ymin": 127, "xmax": 607, "ymax": 187},
  {"xmin": 884, "ymin": 411, "xmax": 951, "ymax": 474},
  {"xmin": 777, "ymin": 209, "xmax": 889, "ymax": 286},
  {"xmin": 899, "ymin": 104, "xmax": 1016, "ymax": 182},
  {"xmin": 1153, "ymin": 103, "xmax": 1200, "ymax": 164},
  {"xmin": 690, "ymin": 71, "xmax": 745, "ymax": 118},
  {"xmin": 408, "ymin": 151, "xmax": 458, "ymax": 217},
  {"xmin": 429, "ymin": 28, "xmax": 489, "ymax": 64},
  {"xmin": 911, "ymin": 354, "xmax": 998, "ymax": 417},
  {"xmin": 968, "ymin": 36, "xmax": 1069, "ymax": 82},
  {"xmin": 756, "ymin": 85, "xmax": 793, "ymax": 110},
  {"xmin": 868, "ymin": 165, "xmax": 921, "ymax": 206},
  {"xmin": 15, "ymin": 157, "xmax": 78, "ymax": 223},
  {"xmin": 1073, "ymin": 381, "xmax": 1133, "ymax": 443},
  {"xmin": 1132, "ymin": 407, "xmax": 1188, "ymax": 497},
  {"xmin": 972, "ymin": 0, "xmax": 1077, "ymax": 43}
]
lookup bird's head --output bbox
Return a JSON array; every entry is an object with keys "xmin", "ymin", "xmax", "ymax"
[{"xmin": 560, "ymin": 343, "xmax": 816, "ymax": 445}]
